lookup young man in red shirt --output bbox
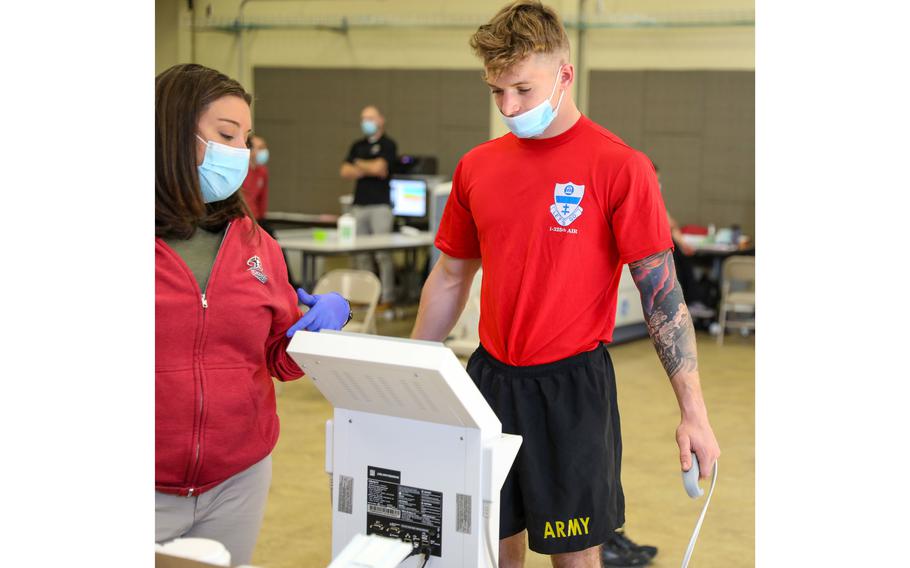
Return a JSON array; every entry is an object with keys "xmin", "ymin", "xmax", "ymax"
[{"xmin": 410, "ymin": 2, "xmax": 721, "ymax": 567}]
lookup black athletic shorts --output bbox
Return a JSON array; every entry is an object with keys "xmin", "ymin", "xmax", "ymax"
[{"xmin": 466, "ymin": 343, "xmax": 625, "ymax": 555}]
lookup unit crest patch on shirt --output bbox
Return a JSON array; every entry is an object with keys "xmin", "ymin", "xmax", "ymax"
[
  {"xmin": 246, "ymin": 256, "xmax": 268, "ymax": 284},
  {"xmin": 550, "ymin": 182, "xmax": 585, "ymax": 226}
]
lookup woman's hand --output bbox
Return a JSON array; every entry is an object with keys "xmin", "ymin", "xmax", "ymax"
[{"xmin": 285, "ymin": 289, "xmax": 351, "ymax": 337}]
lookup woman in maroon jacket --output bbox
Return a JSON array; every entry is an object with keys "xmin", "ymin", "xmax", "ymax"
[{"xmin": 155, "ymin": 64, "xmax": 351, "ymax": 564}]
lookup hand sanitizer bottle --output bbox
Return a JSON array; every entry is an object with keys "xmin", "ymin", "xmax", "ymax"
[{"xmin": 337, "ymin": 214, "xmax": 356, "ymax": 245}]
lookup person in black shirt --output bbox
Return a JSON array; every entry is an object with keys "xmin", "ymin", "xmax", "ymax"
[{"xmin": 339, "ymin": 105, "xmax": 398, "ymax": 305}]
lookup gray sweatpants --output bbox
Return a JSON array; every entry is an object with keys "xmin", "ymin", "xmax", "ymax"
[
  {"xmin": 156, "ymin": 455, "xmax": 272, "ymax": 565},
  {"xmin": 351, "ymin": 204, "xmax": 395, "ymax": 303}
]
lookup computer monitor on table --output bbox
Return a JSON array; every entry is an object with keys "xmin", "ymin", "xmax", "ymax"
[{"xmin": 390, "ymin": 177, "xmax": 428, "ymax": 222}]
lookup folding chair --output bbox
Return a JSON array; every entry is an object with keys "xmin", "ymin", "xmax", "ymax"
[
  {"xmin": 314, "ymin": 269, "xmax": 382, "ymax": 334},
  {"xmin": 716, "ymin": 256, "xmax": 755, "ymax": 345}
]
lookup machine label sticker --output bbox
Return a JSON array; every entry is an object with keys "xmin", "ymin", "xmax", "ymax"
[
  {"xmin": 338, "ymin": 475, "xmax": 354, "ymax": 514},
  {"xmin": 456, "ymin": 493, "xmax": 472, "ymax": 534},
  {"xmin": 366, "ymin": 466, "xmax": 443, "ymax": 557}
]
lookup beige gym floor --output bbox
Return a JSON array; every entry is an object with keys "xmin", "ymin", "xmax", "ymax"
[{"xmin": 253, "ymin": 320, "xmax": 754, "ymax": 568}]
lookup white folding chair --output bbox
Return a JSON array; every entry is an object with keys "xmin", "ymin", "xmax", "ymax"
[
  {"xmin": 314, "ymin": 269, "xmax": 382, "ymax": 334},
  {"xmin": 716, "ymin": 256, "xmax": 755, "ymax": 345}
]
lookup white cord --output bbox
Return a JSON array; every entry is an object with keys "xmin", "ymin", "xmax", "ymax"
[
  {"xmin": 483, "ymin": 501, "xmax": 499, "ymax": 568},
  {"xmin": 681, "ymin": 461, "xmax": 718, "ymax": 568},
  {"xmin": 480, "ymin": 467, "xmax": 716, "ymax": 568}
]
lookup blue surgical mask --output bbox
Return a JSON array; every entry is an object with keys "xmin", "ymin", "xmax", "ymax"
[
  {"xmin": 255, "ymin": 148, "xmax": 270, "ymax": 166},
  {"xmin": 500, "ymin": 65, "xmax": 566, "ymax": 138},
  {"xmin": 361, "ymin": 119, "xmax": 378, "ymax": 137},
  {"xmin": 196, "ymin": 134, "xmax": 250, "ymax": 203}
]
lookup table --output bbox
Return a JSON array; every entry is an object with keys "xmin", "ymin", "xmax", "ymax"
[
  {"xmin": 276, "ymin": 229, "xmax": 436, "ymax": 291},
  {"xmin": 264, "ymin": 211, "xmax": 339, "ymax": 228},
  {"xmin": 679, "ymin": 234, "xmax": 753, "ymax": 276},
  {"xmin": 693, "ymin": 243, "xmax": 755, "ymax": 281}
]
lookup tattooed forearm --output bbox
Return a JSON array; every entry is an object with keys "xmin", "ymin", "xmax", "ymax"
[{"xmin": 629, "ymin": 249, "xmax": 698, "ymax": 378}]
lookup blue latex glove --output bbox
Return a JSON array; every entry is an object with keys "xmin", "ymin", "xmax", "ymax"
[{"xmin": 286, "ymin": 289, "xmax": 351, "ymax": 337}]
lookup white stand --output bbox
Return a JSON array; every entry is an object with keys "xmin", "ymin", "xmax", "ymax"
[
  {"xmin": 288, "ymin": 331, "xmax": 521, "ymax": 568},
  {"xmin": 329, "ymin": 534, "xmax": 414, "ymax": 568}
]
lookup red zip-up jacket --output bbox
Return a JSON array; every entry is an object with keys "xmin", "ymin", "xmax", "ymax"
[{"xmin": 155, "ymin": 216, "xmax": 303, "ymax": 496}]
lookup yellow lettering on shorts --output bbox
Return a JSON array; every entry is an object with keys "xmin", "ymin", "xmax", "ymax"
[
  {"xmin": 544, "ymin": 517, "xmax": 592, "ymax": 538},
  {"xmin": 543, "ymin": 522, "xmax": 555, "ymax": 539}
]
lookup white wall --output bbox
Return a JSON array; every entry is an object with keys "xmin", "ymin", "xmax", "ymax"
[{"xmin": 156, "ymin": 0, "xmax": 754, "ymax": 138}]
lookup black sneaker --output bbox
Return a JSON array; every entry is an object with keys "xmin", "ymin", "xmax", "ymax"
[
  {"xmin": 613, "ymin": 529, "xmax": 658, "ymax": 560},
  {"xmin": 601, "ymin": 532, "xmax": 652, "ymax": 567}
]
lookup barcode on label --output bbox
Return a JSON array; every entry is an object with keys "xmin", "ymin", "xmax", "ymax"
[
  {"xmin": 338, "ymin": 475, "xmax": 353, "ymax": 514},
  {"xmin": 367, "ymin": 503, "xmax": 401, "ymax": 518},
  {"xmin": 456, "ymin": 494, "xmax": 472, "ymax": 534}
]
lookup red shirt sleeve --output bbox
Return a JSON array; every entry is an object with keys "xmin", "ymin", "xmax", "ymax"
[
  {"xmin": 434, "ymin": 160, "xmax": 481, "ymax": 259},
  {"xmin": 608, "ymin": 151, "xmax": 674, "ymax": 264}
]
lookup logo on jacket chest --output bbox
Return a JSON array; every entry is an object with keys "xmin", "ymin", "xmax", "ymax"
[
  {"xmin": 246, "ymin": 256, "xmax": 268, "ymax": 284},
  {"xmin": 550, "ymin": 182, "xmax": 585, "ymax": 226}
]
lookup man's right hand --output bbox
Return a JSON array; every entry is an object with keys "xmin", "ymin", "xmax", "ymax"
[{"xmin": 676, "ymin": 412, "xmax": 721, "ymax": 479}]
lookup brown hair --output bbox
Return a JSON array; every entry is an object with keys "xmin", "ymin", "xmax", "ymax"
[
  {"xmin": 155, "ymin": 63, "xmax": 256, "ymax": 239},
  {"xmin": 469, "ymin": 1, "xmax": 569, "ymax": 78}
]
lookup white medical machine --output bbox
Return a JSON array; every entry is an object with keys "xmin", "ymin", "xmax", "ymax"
[{"xmin": 287, "ymin": 331, "xmax": 522, "ymax": 567}]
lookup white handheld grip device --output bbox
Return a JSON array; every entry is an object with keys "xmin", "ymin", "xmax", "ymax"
[
  {"xmin": 680, "ymin": 452, "xmax": 717, "ymax": 568},
  {"xmin": 681, "ymin": 452, "xmax": 704, "ymax": 498}
]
